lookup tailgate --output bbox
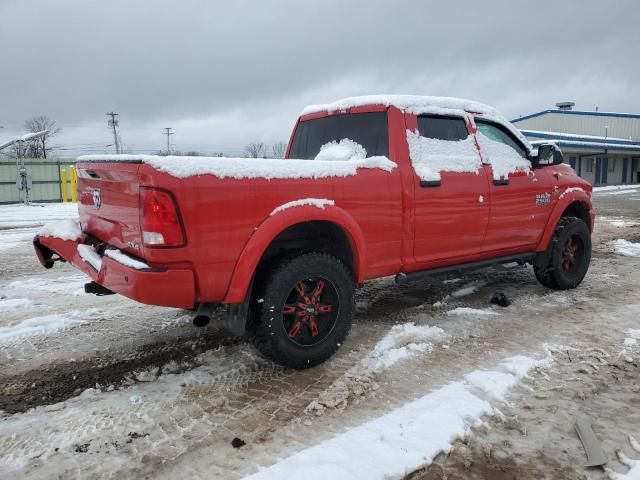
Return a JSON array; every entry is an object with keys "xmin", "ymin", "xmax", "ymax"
[{"xmin": 76, "ymin": 161, "xmax": 143, "ymax": 254}]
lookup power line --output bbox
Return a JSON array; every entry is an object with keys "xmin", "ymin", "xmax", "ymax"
[
  {"xmin": 106, "ymin": 112, "xmax": 121, "ymax": 154},
  {"xmin": 163, "ymin": 127, "xmax": 174, "ymax": 155}
]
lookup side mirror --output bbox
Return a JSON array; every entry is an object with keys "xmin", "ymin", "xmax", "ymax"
[{"xmin": 533, "ymin": 143, "xmax": 564, "ymax": 167}]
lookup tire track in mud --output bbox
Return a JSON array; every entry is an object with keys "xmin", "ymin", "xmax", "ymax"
[{"xmin": 0, "ymin": 267, "xmax": 535, "ymax": 414}]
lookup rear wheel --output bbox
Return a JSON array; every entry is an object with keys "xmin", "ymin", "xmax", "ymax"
[
  {"xmin": 247, "ymin": 252, "xmax": 354, "ymax": 369},
  {"xmin": 534, "ymin": 216, "xmax": 591, "ymax": 290}
]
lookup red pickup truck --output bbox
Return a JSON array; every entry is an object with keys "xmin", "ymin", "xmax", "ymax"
[{"xmin": 34, "ymin": 95, "xmax": 594, "ymax": 369}]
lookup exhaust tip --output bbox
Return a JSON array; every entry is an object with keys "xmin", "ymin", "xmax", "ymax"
[{"xmin": 193, "ymin": 315, "xmax": 210, "ymax": 328}]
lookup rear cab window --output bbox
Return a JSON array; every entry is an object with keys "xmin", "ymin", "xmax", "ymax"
[{"xmin": 289, "ymin": 112, "xmax": 389, "ymax": 159}]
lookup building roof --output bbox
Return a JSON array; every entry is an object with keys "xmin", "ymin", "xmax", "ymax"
[
  {"xmin": 512, "ymin": 109, "xmax": 640, "ymax": 123},
  {"xmin": 521, "ymin": 130, "xmax": 640, "ymax": 146}
]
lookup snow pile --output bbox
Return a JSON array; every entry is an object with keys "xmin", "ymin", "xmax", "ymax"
[
  {"xmin": 104, "ymin": 249, "xmax": 150, "ymax": 270},
  {"xmin": 37, "ymin": 219, "xmax": 82, "ymax": 241},
  {"xmin": 365, "ymin": 322, "xmax": 448, "ymax": 371},
  {"xmin": 77, "ymin": 244, "xmax": 103, "ymax": 271},
  {"xmin": 0, "ymin": 298, "xmax": 33, "ymax": 312},
  {"xmin": 624, "ymin": 329, "xmax": 640, "ymax": 348},
  {"xmin": 301, "ymin": 94, "xmax": 499, "ymax": 117},
  {"xmin": 406, "ymin": 130, "xmax": 481, "ymax": 181},
  {"xmin": 446, "ymin": 307, "xmax": 499, "ymax": 316},
  {"xmin": 464, "ymin": 353, "xmax": 552, "ymax": 401},
  {"xmin": 0, "ymin": 202, "xmax": 78, "ymax": 229},
  {"xmin": 450, "ymin": 281, "xmax": 486, "ymax": 298},
  {"xmin": 613, "ymin": 239, "xmax": 640, "ymax": 257},
  {"xmin": 306, "ymin": 323, "xmax": 448, "ymax": 414},
  {"xmin": 315, "ymin": 139, "xmax": 366, "ymax": 161},
  {"xmin": 78, "ymin": 154, "xmax": 397, "ymax": 180},
  {"xmin": 270, "ymin": 198, "xmax": 335, "ymax": 216},
  {"xmin": 605, "ymin": 218, "xmax": 639, "ymax": 228},
  {"xmin": 245, "ymin": 351, "xmax": 553, "ymax": 480},
  {"xmin": 0, "ymin": 308, "xmax": 103, "ymax": 344},
  {"xmin": 4, "ymin": 275, "xmax": 87, "ymax": 296},
  {"xmin": 0, "ymin": 228, "xmax": 37, "ymax": 253},
  {"xmin": 476, "ymin": 132, "xmax": 531, "ymax": 180},
  {"xmin": 604, "ymin": 436, "xmax": 640, "ymax": 480}
]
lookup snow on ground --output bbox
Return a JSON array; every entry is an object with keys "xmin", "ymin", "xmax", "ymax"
[
  {"xmin": 446, "ymin": 307, "xmax": 499, "ymax": 316},
  {"xmin": 244, "ymin": 349, "xmax": 552, "ymax": 480},
  {"xmin": 602, "ymin": 216, "xmax": 640, "ymax": 227},
  {"xmin": 613, "ymin": 239, "xmax": 640, "ymax": 257},
  {"xmin": 0, "ymin": 202, "xmax": 78, "ymax": 229},
  {"xmin": 2, "ymin": 274, "xmax": 87, "ymax": 297},
  {"xmin": 449, "ymin": 280, "xmax": 487, "ymax": 298},
  {"xmin": 593, "ymin": 184, "xmax": 640, "ymax": 194},
  {"xmin": 0, "ymin": 297, "xmax": 33, "ymax": 311},
  {"xmin": 365, "ymin": 322, "xmax": 448, "ymax": 371},
  {"xmin": 0, "ymin": 308, "xmax": 103, "ymax": 345}
]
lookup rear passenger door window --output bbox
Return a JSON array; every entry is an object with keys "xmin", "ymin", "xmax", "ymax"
[
  {"xmin": 417, "ymin": 115, "xmax": 468, "ymax": 141},
  {"xmin": 407, "ymin": 115, "xmax": 481, "ymax": 184}
]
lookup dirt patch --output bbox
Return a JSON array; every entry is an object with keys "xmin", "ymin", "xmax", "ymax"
[{"xmin": 0, "ymin": 329, "xmax": 239, "ymax": 413}]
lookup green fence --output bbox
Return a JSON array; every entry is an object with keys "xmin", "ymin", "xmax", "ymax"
[{"xmin": 0, "ymin": 158, "xmax": 76, "ymax": 204}]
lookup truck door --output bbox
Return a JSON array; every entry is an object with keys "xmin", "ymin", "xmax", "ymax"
[
  {"xmin": 409, "ymin": 114, "xmax": 490, "ymax": 264},
  {"xmin": 475, "ymin": 119, "xmax": 555, "ymax": 251}
]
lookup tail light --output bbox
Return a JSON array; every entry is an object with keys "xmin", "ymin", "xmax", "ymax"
[{"xmin": 140, "ymin": 187, "xmax": 186, "ymax": 247}]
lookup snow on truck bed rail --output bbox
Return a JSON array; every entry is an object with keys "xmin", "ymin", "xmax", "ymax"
[{"xmin": 77, "ymin": 154, "xmax": 396, "ymax": 180}]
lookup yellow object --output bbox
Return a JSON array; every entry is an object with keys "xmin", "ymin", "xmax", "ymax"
[
  {"xmin": 60, "ymin": 169, "xmax": 68, "ymax": 203},
  {"xmin": 69, "ymin": 166, "xmax": 78, "ymax": 202}
]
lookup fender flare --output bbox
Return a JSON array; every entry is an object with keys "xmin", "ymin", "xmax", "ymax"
[
  {"xmin": 536, "ymin": 190, "xmax": 594, "ymax": 252},
  {"xmin": 223, "ymin": 205, "xmax": 366, "ymax": 304}
]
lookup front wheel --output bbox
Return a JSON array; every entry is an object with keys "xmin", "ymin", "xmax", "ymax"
[
  {"xmin": 534, "ymin": 216, "xmax": 591, "ymax": 290},
  {"xmin": 247, "ymin": 252, "xmax": 354, "ymax": 369}
]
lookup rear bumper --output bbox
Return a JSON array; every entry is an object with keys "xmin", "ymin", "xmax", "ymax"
[{"xmin": 34, "ymin": 234, "xmax": 196, "ymax": 309}]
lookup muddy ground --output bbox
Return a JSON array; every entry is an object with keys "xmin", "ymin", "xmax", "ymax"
[{"xmin": 0, "ymin": 187, "xmax": 639, "ymax": 479}]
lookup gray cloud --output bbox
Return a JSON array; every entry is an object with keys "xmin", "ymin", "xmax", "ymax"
[{"xmin": 1, "ymin": 0, "xmax": 638, "ymax": 155}]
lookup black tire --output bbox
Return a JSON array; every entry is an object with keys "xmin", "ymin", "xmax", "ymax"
[
  {"xmin": 534, "ymin": 216, "xmax": 591, "ymax": 290},
  {"xmin": 247, "ymin": 252, "xmax": 354, "ymax": 369}
]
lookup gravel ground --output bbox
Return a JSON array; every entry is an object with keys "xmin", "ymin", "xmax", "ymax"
[{"xmin": 0, "ymin": 188, "xmax": 639, "ymax": 479}]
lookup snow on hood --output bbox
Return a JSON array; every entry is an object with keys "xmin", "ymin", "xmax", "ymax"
[
  {"xmin": 314, "ymin": 139, "xmax": 366, "ymax": 161},
  {"xmin": 301, "ymin": 94, "xmax": 499, "ymax": 117},
  {"xmin": 77, "ymin": 154, "xmax": 396, "ymax": 180}
]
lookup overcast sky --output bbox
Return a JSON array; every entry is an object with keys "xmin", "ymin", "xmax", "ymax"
[{"xmin": 1, "ymin": 0, "xmax": 638, "ymax": 157}]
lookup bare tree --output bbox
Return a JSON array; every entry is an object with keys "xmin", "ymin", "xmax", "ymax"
[
  {"xmin": 244, "ymin": 142, "xmax": 266, "ymax": 158},
  {"xmin": 271, "ymin": 141, "xmax": 287, "ymax": 159},
  {"xmin": 24, "ymin": 115, "xmax": 61, "ymax": 159}
]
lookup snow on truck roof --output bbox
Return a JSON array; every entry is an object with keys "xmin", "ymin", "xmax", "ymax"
[{"xmin": 301, "ymin": 95, "xmax": 499, "ymax": 116}]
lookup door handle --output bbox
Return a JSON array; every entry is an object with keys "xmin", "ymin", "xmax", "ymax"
[
  {"xmin": 420, "ymin": 180, "xmax": 441, "ymax": 187},
  {"xmin": 493, "ymin": 178, "xmax": 509, "ymax": 186}
]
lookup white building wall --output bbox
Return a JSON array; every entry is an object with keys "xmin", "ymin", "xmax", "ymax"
[{"xmin": 514, "ymin": 112, "xmax": 640, "ymax": 141}]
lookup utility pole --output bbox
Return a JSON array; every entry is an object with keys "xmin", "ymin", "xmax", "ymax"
[
  {"xmin": 106, "ymin": 112, "xmax": 121, "ymax": 154},
  {"xmin": 163, "ymin": 127, "xmax": 174, "ymax": 155}
]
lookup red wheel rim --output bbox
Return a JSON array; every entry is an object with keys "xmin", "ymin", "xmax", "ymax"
[
  {"xmin": 562, "ymin": 235, "xmax": 583, "ymax": 273},
  {"xmin": 282, "ymin": 277, "xmax": 339, "ymax": 347}
]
